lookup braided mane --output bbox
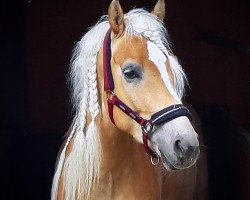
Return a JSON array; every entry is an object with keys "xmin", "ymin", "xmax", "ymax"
[{"xmin": 51, "ymin": 9, "xmax": 187, "ymax": 200}]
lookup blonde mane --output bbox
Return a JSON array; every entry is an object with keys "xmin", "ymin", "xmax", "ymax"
[{"xmin": 51, "ymin": 9, "xmax": 187, "ymax": 200}]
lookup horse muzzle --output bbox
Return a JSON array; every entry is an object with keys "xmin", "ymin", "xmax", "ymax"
[
  {"xmin": 161, "ymin": 142, "xmax": 200, "ymax": 170},
  {"xmin": 151, "ymin": 116, "xmax": 200, "ymax": 170}
]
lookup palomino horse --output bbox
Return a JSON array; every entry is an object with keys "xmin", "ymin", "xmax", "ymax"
[{"xmin": 52, "ymin": 0, "xmax": 207, "ymax": 199}]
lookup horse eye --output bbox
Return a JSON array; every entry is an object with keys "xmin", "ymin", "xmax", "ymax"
[
  {"xmin": 123, "ymin": 69, "xmax": 138, "ymax": 79},
  {"xmin": 122, "ymin": 64, "xmax": 142, "ymax": 83}
]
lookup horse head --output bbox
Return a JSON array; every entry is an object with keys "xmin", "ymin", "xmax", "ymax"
[{"xmin": 97, "ymin": 0, "xmax": 199, "ymax": 170}]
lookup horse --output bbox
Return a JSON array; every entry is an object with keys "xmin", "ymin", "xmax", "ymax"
[{"xmin": 51, "ymin": 0, "xmax": 207, "ymax": 199}]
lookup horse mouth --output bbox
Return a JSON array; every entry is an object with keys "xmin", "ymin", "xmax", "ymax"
[
  {"xmin": 160, "ymin": 154, "xmax": 178, "ymax": 170},
  {"xmin": 159, "ymin": 149, "xmax": 199, "ymax": 171}
]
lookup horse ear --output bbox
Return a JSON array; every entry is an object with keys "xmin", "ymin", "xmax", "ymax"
[
  {"xmin": 152, "ymin": 0, "xmax": 166, "ymax": 21},
  {"xmin": 108, "ymin": 0, "xmax": 125, "ymax": 38}
]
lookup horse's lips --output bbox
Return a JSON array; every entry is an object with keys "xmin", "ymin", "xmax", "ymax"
[
  {"xmin": 160, "ymin": 149, "xmax": 199, "ymax": 171},
  {"xmin": 159, "ymin": 150, "xmax": 190, "ymax": 171},
  {"xmin": 159, "ymin": 151, "xmax": 179, "ymax": 171}
]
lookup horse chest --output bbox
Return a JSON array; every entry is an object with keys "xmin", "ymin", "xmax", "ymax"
[{"xmin": 90, "ymin": 171, "xmax": 158, "ymax": 200}]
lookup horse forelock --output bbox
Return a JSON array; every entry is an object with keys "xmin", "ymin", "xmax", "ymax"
[{"xmin": 51, "ymin": 8, "xmax": 187, "ymax": 200}]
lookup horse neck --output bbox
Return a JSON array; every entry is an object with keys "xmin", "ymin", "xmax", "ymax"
[
  {"xmin": 97, "ymin": 117, "xmax": 141, "ymax": 173},
  {"xmin": 94, "ymin": 113, "xmax": 159, "ymax": 198}
]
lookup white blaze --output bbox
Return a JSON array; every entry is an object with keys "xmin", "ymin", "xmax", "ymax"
[{"xmin": 147, "ymin": 41, "xmax": 181, "ymax": 102}]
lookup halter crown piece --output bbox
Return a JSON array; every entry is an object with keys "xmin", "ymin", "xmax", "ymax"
[{"xmin": 103, "ymin": 29, "xmax": 192, "ymax": 158}]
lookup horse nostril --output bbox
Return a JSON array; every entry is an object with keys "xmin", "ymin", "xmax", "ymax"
[
  {"xmin": 174, "ymin": 140, "xmax": 199, "ymax": 166},
  {"xmin": 175, "ymin": 140, "xmax": 181, "ymax": 147},
  {"xmin": 174, "ymin": 140, "xmax": 184, "ymax": 157}
]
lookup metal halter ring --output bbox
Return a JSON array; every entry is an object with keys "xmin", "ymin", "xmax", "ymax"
[
  {"xmin": 141, "ymin": 121, "xmax": 154, "ymax": 137},
  {"xmin": 150, "ymin": 156, "xmax": 160, "ymax": 166}
]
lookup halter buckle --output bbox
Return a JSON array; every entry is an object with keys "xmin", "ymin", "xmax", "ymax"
[
  {"xmin": 142, "ymin": 120, "xmax": 154, "ymax": 137},
  {"xmin": 106, "ymin": 91, "xmax": 115, "ymax": 101}
]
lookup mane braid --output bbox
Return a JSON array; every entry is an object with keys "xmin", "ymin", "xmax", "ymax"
[{"xmin": 51, "ymin": 8, "xmax": 187, "ymax": 200}]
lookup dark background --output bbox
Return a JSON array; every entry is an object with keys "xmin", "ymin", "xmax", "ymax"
[{"xmin": 1, "ymin": 0, "xmax": 250, "ymax": 199}]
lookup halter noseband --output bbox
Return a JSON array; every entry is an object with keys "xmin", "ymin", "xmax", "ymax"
[{"xmin": 103, "ymin": 29, "xmax": 192, "ymax": 158}]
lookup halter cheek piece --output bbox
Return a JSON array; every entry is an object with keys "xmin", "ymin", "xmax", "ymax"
[{"xmin": 103, "ymin": 29, "xmax": 192, "ymax": 158}]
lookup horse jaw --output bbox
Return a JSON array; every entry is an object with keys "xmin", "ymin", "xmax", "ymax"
[{"xmin": 150, "ymin": 116, "xmax": 200, "ymax": 170}]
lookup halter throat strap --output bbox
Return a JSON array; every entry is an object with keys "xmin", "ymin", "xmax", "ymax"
[{"xmin": 103, "ymin": 29, "xmax": 192, "ymax": 158}]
